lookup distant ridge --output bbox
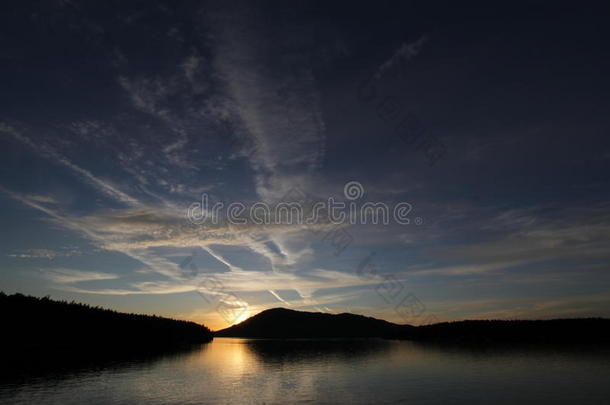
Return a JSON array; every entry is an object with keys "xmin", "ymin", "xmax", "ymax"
[
  {"xmin": 216, "ymin": 307, "xmax": 413, "ymax": 338},
  {"xmin": 216, "ymin": 307, "xmax": 610, "ymax": 344}
]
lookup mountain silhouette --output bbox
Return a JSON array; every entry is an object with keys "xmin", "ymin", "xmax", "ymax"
[
  {"xmin": 216, "ymin": 307, "xmax": 610, "ymax": 344},
  {"xmin": 216, "ymin": 307, "xmax": 413, "ymax": 338}
]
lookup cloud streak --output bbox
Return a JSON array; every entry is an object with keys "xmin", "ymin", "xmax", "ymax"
[{"xmin": 43, "ymin": 268, "xmax": 120, "ymax": 284}]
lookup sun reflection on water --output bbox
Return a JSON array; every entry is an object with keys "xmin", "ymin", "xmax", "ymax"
[{"xmin": 196, "ymin": 338, "xmax": 260, "ymax": 377}]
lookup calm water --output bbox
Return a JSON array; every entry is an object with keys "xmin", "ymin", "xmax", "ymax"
[{"xmin": 1, "ymin": 338, "xmax": 609, "ymax": 404}]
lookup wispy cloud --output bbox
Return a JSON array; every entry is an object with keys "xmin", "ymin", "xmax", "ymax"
[
  {"xmin": 7, "ymin": 248, "xmax": 81, "ymax": 260},
  {"xmin": 431, "ymin": 292, "xmax": 610, "ymax": 321},
  {"xmin": 374, "ymin": 35, "xmax": 428, "ymax": 80},
  {"xmin": 1, "ymin": 123, "xmax": 139, "ymax": 206},
  {"xmin": 43, "ymin": 268, "xmax": 120, "ymax": 284},
  {"xmin": 407, "ymin": 259, "xmax": 531, "ymax": 276},
  {"xmin": 209, "ymin": 6, "xmax": 325, "ymax": 201},
  {"xmin": 62, "ymin": 266, "xmax": 376, "ymax": 298},
  {"xmin": 205, "ymin": 6, "xmax": 330, "ymax": 273}
]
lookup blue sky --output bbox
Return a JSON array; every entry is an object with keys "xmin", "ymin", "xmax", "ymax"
[{"xmin": 1, "ymin": 0, "xmax": 610, "ymax": 330}]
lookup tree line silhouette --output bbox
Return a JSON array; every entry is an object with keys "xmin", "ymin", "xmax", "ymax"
[
  {"xmin": 1, "ymin": 292, "xmax": 213, "ymax": 354},
  {"xmin": 410, "ymin": 318, "xmax": 610, "ymax": 344}
]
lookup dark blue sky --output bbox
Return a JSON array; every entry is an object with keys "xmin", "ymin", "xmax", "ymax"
[{"xmin": 1, "ymin": 0, "xmax": 609, "ymax": 329}]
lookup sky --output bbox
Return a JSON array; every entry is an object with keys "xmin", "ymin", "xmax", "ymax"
[{"xmin": 1, "ymin": 0, "xmax": 610, "ymax": 331}]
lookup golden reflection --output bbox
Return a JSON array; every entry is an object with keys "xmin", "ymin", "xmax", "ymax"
[{"xmin": 197, "ymin": 338, "xmax": 260, "ymax": 375}]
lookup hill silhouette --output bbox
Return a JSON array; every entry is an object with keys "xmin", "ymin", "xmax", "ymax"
[
  {"xmin": 216, "ymin": 307, "xmax": 610, "ymax": 344},
  {"xmin": 1, "ymin": 292, "xmax": 213, "ymax": 353},
  {"xmin": 216, "ymin": 307, "xmax": 413, "ymax": 338},
  {"xmin": 412, "ymin": 318, "xmax": 610, "ymax": 344}
]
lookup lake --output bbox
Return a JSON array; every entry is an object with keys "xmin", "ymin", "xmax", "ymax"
[{"xmin": 1, "ymin": 338, "xmax": 609, "ymax": 404}]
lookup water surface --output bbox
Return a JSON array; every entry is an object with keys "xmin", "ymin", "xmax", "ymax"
[{"xmin": 1, "ymin": 338, "xmax": 609, "ymax": 404}]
